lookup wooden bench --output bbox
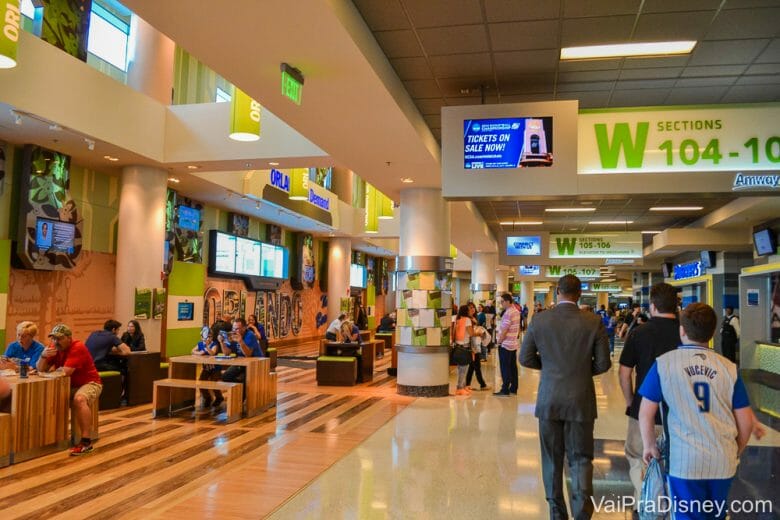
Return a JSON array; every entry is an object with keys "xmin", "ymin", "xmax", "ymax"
[
  {"xmin": 316, "ymin": 356, "xmax": 357, "ymax": 386},
  {"xmin": 153, "ymin": 378, "xmax": 243, "ymax": 423},
  {"xmin": 0, "ymin": 413, "xmax": 10, "ymax": 467}
]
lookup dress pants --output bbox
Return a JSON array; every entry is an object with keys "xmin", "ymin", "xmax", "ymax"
[
  {"xmin": 539, "ymin": 419, "xmax": 595, "ymax": 520},
  {"xmin": 498, "ymin": 347, "xmax": 517, "ymax": 394}
]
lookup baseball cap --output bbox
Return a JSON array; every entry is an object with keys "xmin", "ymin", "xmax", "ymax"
[{"xmin": 48, "ymin": 324, "xmax": 73, "ymax": 338}]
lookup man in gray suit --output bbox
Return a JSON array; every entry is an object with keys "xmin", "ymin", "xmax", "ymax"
[{"xmin": 520, "ymin": 274, "xmax": 611, "ymax": 520}]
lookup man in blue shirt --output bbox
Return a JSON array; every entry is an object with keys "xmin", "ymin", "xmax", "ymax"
[
  {"xmin": 218, "ymin": 317, "xmax": 262, "ymax": 408},
  {"xmin": 1, "ymin": 321, "xmax": 45, "ymax": 371}
]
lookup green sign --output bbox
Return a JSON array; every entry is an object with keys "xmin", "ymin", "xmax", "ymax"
[
  {"xmin": 590, "ymin": 283, "xmax": 622, "ymax": 292},
  {"xmin": 545, "ymin": 265, "xmax": 601, "ymax": 278},
  {"xmin": 281, "ymin": 70, "xmax": 303, "ymax": 105},
  {"xmin": 229, "ymin": 87, "xmax": 261, "ymax": 141},
  {"xmin": 0, "ymin": 1, "xmax": 20, "ymax": 68},
  {"xmin": 134, "ymin": 288, "xmax": 152, "ymax": 320},
  {"xmin": 549, "ymin": 232, "xmax": 642, "ymax": 259},
  {"xmin": 579, "ymin": 104, "xmax": 780, "ymax": 174}
]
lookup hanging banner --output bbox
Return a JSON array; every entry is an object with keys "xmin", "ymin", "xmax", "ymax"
[
  {"xmin": 229, "ymin": 87, "xmax": 261, "ymax": 141},
  {"xmin": 544, "ymin": 265, "xmax": 601, "ymax": 278},
  {"xmin": 0, "ymin": 1, "xmax": 20, "ymax": 68},
  {"xmin": 579, "ymin": 104, "xmax": 780, "ymax": 174},
  {"xmin": 365, "ymin": 183, "xmax": 378, "ymax": 233},
  {"xmin": 549, "ymin": 232, "xmax": 642, "ymax": 259}
]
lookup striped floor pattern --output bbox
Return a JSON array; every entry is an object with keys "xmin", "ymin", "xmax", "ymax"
[{"xmin": 0, "ymin": 353, "xmax": 411, "ymax": 519}]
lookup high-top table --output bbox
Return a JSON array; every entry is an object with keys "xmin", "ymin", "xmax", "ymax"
[
  {"xmin": 0, "ymin": 373, "xmax": 71, "ymax": 464},
  {"xmin": 166, "ymin": 356, "xmax": 276, "ymax": 417},
  {"xmin": 110, "ymin": 350, "xmax": 161, "ymax": 405}
]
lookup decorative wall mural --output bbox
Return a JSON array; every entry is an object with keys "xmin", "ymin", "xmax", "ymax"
[
  {"xmin": 164, "ymin": 189, "xmax": 203, "ymax": 274},
  {"xmin": 40, "ymin": 0, "xmax": 92, "ymax": 62},
  {"xmin": 229, "ymin": 213, "xmax": 249, "ymax": 237},
  {"xmin": 301, "ymin": 234, "xmax": 315, "ymax": 287},
  {"xmin": 222, "ymin": 290, "xmax": 240, "ymax": 319}
]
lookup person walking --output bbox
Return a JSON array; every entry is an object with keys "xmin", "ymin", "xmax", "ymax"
[
  {"xmin": 453, "ymin": 305, "xmax": 474, "ymax": 396},
  {"xmin": 720, "ymin": 305, "xmax": 740, "ymax": 363},
  {"xmin": 493, "ymin": 293, "xmax": 521, "ymax": 397},
  {"xmin": 519, "ymin": 275, "xmax": 611, "ymax": 519}
]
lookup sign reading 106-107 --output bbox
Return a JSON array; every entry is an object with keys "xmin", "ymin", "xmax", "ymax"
[{"xmin": 578, "ymin": 104, "xmax": 780, "ymax": 174}]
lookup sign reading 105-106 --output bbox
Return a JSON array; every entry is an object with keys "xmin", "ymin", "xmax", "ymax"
[{"xmin": 578, "ymin": 104, "xmax": 780, "ymax": 174}]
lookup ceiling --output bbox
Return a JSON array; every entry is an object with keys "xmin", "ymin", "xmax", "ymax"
[{"xmin": 353, "ymin": 0, "xmax": 780, "ymax": 142}]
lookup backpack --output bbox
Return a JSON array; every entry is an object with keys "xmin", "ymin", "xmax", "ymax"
[{"xmin": 721, "ymin": 316, "xmax": 737, "ymax": 342}]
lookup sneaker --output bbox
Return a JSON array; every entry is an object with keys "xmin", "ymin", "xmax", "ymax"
[
  {"xmin": 479, "ymin": 385, "xmax": 490, "ymax": 391},
  {"xmin": 493, "ymin": 391, "xmax": 510, "ymax": 397},
  {"xmin": 455, "ymin": 389, "xmax": 468, "ymax": 396},
  {"xmin": 69, "ymin": 443, "xmax": 93, "ymax": 456}
]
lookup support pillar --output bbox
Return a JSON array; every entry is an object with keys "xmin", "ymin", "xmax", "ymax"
[
  {"xmin": 127, "ymin": 15, "xmax": 175, "ymax": 105},
  {"xmin": 471, "ymin": 251, "xmax": 497, "ymax": 305},
  {"xmin": 396, "ymin": 188, "xmax": 451, "ymax": 397},
  {"xmin": 326, "ymin": 237, "xmax": 351, "ymax": 323},
  {"xmin": 520, "ymin": 281, "xmax": 534, "ymax": 309},
  {"xmin": 115, "ymin": 166, "xmax": 168, "ymax": 352},
  {"xmin": 495, "ymin": 268, "xmax": 510, "ymax": 295},
  {"xmin": 597, "ymin": 292, "xmax": 609, "ymax": 310}
]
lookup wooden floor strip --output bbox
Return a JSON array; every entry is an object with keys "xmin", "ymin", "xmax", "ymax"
[
  {"xmin": 311, "ymin": 397, "xmax": 384, "ymax": 433},
  {"xmin": 280, "ymin": 395, "xmax": 356, "ymax": 432}
]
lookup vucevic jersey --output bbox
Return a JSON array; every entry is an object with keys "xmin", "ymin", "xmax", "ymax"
[{"xmin": 639, "ymin": 346, "xmax": 750, "ymax": 480}]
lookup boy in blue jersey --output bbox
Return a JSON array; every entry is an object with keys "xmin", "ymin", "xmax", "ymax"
[{"xmin": 638, "ymin": 303, "xmax": 755, "ymax": 520}]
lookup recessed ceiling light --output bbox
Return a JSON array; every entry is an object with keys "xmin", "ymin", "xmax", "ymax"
[
  {"xmin": 641, "ymin": 230, "xmax": 663, "ymax": 234},
  {"xmin": 589, "ymin": 220, "xmax": 634, "ymax": 225},
  {"xmin": 168, "ymin": 177, "xmax": 180, "ymax": 183},
  {"xmin": 561, "ymin": 40, "xmax": 696, "ymax": 60},
  {"xmin": 649, "ymin": 206, "xmax": 703, "ymax": 211},
  {"xmin": 268, "ymin": 162, "xmax": 279, "ymax": 166},
  {"xmin": 187, "ymin": 165, "xmax": 199, "ymax": 170},
  {"xmin": 103, "ymin": 155, "xmax": 119, "ymax": 162},
  {"xmin": 400, "ymin": 177, "xmax": 414, "ymax": 183},
  {"xmin": 499, "ymin": 221, "xmax": 543, "ymax": 225},
  {"xmin": 545, "ymin": 207, "xmax": 596, "ymax": 212}
]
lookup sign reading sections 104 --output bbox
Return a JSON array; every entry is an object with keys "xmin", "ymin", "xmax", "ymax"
[{"xmin": 578, "ymin": 104, "xmax": 780, "ymax": 174}]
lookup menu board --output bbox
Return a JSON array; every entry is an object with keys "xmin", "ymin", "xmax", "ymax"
[
  {"xmin": 236, "ymin": 236, "xmax": 261, "ymax": 276},
  {"xmin": 214, "ymin": 232, "xmax": 236, "ymax": 273}
]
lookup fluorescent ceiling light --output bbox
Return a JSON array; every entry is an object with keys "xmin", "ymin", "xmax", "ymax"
[
  {"xmin": 641, "ymin": 230, "xmax": 662, "ymax": 234},
  {"xmin": 499, "ymin": 221, "xmax": 544, "ymax": 225},
  {"xmin": 545, "ymin": 207, "xmax": 596, "ymax": 213},
  {"xmin": 400, "ymin": 177, "xmax": 414, "ymax": 183},
  {"xmin": 649, "ymin": 206, "xmax": 703, "ymax": 211},
  {"xmin": 560, "ymin": 41, "xmax": 696, "ymax": 60},
  {"xmin": 589, "ymin": 220, "xmax": 634, "ymax": 225}
]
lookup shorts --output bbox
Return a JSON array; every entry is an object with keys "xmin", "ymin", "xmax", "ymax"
[{"xmin": 72, "ymin": 382, "xmax": 103, "ymax": 406}]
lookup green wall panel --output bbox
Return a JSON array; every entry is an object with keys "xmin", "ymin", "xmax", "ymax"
[
  {"xmin": 0, "ymin": 239, "xmax": 10, "ymax": 293},
  {"xmin": 168, "ymin": 261, "xmax": 205, "ymax": 297},
  {"xmin": 166, "ymin": 327, "xmax": 200, "ymax": 358}
]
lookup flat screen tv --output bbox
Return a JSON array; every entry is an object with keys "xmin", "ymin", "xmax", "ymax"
[
  {"xmin": 213, "ymin": 232, "xmax": 236, "ymax": 274},
  {"xmin": 661, "ymin": 262, "xmax": 673, "ymax": 279},
  {"xmin": 506, "ymin": 236, "xmax": 542, "ymax": 256},
  {"xmin": 700, "ymin": 250, "xmax": 716, "ymax": 269},
  {"xmin": 753, "ymin": 228, "xmax": 777, "ymax": 256},
  {"xmin": 178, "ymin": 206, "xmax": 201, "ymax": 231},
  {"xmin": 260, "ymin": 243, "xmax": 288, "ymax": 278},
  {"xmin": 464, "ymin": 117, "xmax": 553, "ymax": 169},
  {"xmin": 236, "ymin": 236, "xmax": 261, "ymax": 276},
  {"xmin": 35, "ymin": 217, "xmax": 75, "ymax": 254},
  {"xmin": 350, "ymin": 263, "xmax": 367, "ymax": 288}
]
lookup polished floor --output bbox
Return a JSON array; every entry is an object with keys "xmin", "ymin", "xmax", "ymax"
[{"xmin": 1, "ymin": 346, "xmax": 778, "ymax": 519}]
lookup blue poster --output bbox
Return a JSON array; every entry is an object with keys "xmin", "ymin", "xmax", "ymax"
[{"xmin": 464, "ymin": 117, "xmax": 553, "ymax": 169}]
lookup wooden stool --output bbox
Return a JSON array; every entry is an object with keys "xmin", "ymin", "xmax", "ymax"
[
  {"xmin": 97, "ymin": 371, "xmax": 122, "ymax": 410},
  {"xmin": 70, "ymin": 400, "xmax": 99, "ymax": 445},
  {"xmin": 316, "ymin": 356, "xmax": 357, "ymax": 386},
  {"xmin": 0, "ymin": 413, "xmax": 11, "ymax": 467}
]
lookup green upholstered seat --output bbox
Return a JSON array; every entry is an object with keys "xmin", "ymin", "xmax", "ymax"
[
  {"xmin": 98, "ymin": 370, "xmax": 121, "ymax": 378},
  {"xmin": 159, "ymin": 362, "xmax": 169, "ymax": 369},
  {"xmin": 317, "ymin": 356, "xmax": 356, "ymax": 362}
]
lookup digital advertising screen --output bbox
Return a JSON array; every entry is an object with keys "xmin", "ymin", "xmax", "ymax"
[
  {"xmin": 36, "ymin": 217, "xmax": 75, "ymax": 254},
  {"xmin": 350, "ymin": 263, "xmax": 367, "ymax": 288},
  {"xmin": 464, "ymin": 117, "xmax": 553, "ymax": 170},
  {"xmin": 506, "ymin": 236, "xmax": 542, "ymax": 256},
  {"xmin": 260, "ymin": 243, "xmax": 287, "ymax": 278},
  {"xmin": 178, "ymin": 206, "xmax": 201, "ymax": 231},
  {"xmin": 235, "ymin": 236, "xmax": 261, "ymax": 276},
  {"xmin": 518, "ymin": 265, "xmax": 540, "ymax": 276},
  {"xmin": 214, "ymin": 232, "xmax": 236, "ymax": 274},
  {"xmin": 754, "ymin": 229, "xmax": 777, "ymax": 256}
]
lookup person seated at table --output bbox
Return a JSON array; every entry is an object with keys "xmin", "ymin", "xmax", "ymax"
[
  {"xmin": 120, "ymin": 320, "xmax": 146, "ymax": 352},
  {"xmin": 37, "ymin": 324, "xmax": 102, "ymax": 456},
  {"xmin": 192, "ymin": 330, "xmax": 221, "ymax": 408},
  {"xmin": 218, "ymin": 318, "xmax": 263, "ymax": 408},
  {"xmin": 246, "ymin": 314, "xmax": 268, "ymax": 352},
  {"xmin": 1, "ymin": 321, "xmax": 45, "ymax": 371},
  {"xmin": 377, "ymin": 312, "xmax": 396, "ymax": 332},
  {"xmin": 325, "ymin": 313, "xmax": 346, "ymax": 341},
  {"xmin": 341, "ymin": 320, "xmax": 362, "ymax": 344},
  {"xmin": 86, "ymin": 319, "xmax": 130, "ymax": 372}
]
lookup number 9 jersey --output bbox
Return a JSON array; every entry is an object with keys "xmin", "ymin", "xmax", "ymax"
[{"xmin": 639, "ymin": 345, "xmax": 750, "ymax": 479}]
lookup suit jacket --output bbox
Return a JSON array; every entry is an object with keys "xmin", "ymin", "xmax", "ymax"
[{"xmin": 520, "ymin": 302, "xmax": 611, "ymax": 422}]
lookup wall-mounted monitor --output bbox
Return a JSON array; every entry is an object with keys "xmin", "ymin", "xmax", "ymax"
[
  {"xmin": 700, "ymin": 250, "xmax": 716, "ymax": 269},
  {"xmin": 753, "ymin": 228, "xmax": 777, "ymax": 257},
  {"xmin": 350, "ymin": 263, "xmax": 367, "ymax": 288},
  {"xmin": 236, "ymin": 236, "xmax": 261, "ymax": 276},
  {"xmin": 506, "ymin": 236, "xmax": 542, "ymax": 256},
  {"xmin": 35, "ymin": 217, "xmax": 76, "ymax": 254},
  {"xmin": 518, "ymin": 265, "xmax": 540, "ymax": 276},
  {"xmin": 464, "ymin": 117, "xmax": 553, "ymax": 169},
  {"xmin": 661, "ymin": 262, "xmax": 673, "ymax": 279},
  {"xmin": 178, "ymin": 205, "xmax": 201, "ymax": 231},
  {"xmin": 212, "ymin": 232, "xmax": 236, "ymax": 274},
  {"xmin": 208, "ymin": 230, "xmax": 288, "ymax": 279},
  {"xmin": 260, "ymin": 242, "xmax": 288, "ymax": 278}
]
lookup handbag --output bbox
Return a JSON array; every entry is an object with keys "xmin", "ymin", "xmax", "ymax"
[{"xmin": 451, "ymin": 344, "xmax": 472, "ymax": 366}]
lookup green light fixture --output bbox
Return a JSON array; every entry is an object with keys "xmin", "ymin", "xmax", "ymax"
[
  {"xmin": 365, "ymin": 184, "xmax": 378, "ymax": 234},
  {"xmin": 289, "ymin": 168, "xmax": 309, "ymax": 200},
  {"xmin": 229, "ymin": 87, "xmax": 261, "ymax": 141},
  {"xmin": 378, "ymin": 192, "xmax": 394, "ymax": 219},
  {"xmin": 0, "ymin": 1, "xmax": 21, "ymax": 69}
]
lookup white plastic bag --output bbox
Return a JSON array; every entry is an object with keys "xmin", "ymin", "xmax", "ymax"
[{"xmin": 639, "ymin": 457, "xmax": 668, "ymax": 520}]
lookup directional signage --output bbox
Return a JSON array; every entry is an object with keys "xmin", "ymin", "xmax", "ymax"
[
  {"xmin": 590, "ymin": 283, "xmax": 622, "ymax": 292},
  {"xmin": 674, "ymin": 261, "xmax": 702, "ymax": 281},
  {"xmin": 579, "ymin": 104, "xmax": 780, "ymax": 174},
  {"xmin": 549, "ymin": 232, "xmax": 642, "ymax": 259},
  {"xmin": 544, "ymin": 265, "xmax": 600, "ymax": 278}
]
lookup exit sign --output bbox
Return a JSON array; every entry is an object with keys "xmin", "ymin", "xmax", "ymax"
[{"xmin": 281, "ymin": 70, "xmax": 302, "ymax": 105}]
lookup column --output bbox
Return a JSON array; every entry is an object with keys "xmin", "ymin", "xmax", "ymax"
[
  {"xmin": 115, "ymin": 166, "xmax": 168, "ymax": 352},
  {"xmin": 520, "ymin": 281, "xmax": 534, "ymax": 309},
  {"xmin": 127, "ymin": 15, "xmax": 175, "ymax": 105},
  {"xmin": 495, "ymin": 268, "xmax": 510, "ymax": 295},
  {"xmin": 545, "ymin": 286, "xmax": 555, "ymax": 307},
  {"xmin": 471, "ymin": 251, "xmax": 497, "ymax": 304},
  {"xmin": 326, "ymin": 237, "xmax": 351, "ymax": 323},
  {"xmin": 597, "ymin": 292, "xmax": 609, "ymax": 310},
  {"xmin": 396, "ymin": 188, "xmax": 451, "ymax": 397}
]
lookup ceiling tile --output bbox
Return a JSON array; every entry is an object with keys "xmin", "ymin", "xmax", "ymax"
[
  {"xmin": 430, "ymin": 53, "xmax": 494, "ymax": 78},
  {"xmin": 621, "ymin": 56, "xmax": 691, "ymax": 69},
  {"xmin": 634, "ymin": 11, "xmax": 714, "ymax": 41},
  {"xmin": 563, "ymin": 0, "xmax": 640, "ymax": 18},
  {"xmin": 609, "ymin": 89, "xmax": 671, "ymax": 105},
  {"xmin": 489, "ymin": 20, "xmax": 560, "ymax": 51},
  {"xmin": 642, "ymin": 0, "xmax": 723, "ymax": 12},
  {"xmin": 374, "ymin": 30, "xmax": 423, "ymax": 58},
  {"xmin": 615, "ymin": 78, "xmax": 678, "ymax": 89},
  {"xmin": 675, "ymin": 76, "xmax": 737, "ymax": 87},
  {"xmin": 746, "ymin": 63, "xmax": 780, "ymax": 75},
  {"xmin": 415, "ymin": 98, "xmax": 446, "ymax": 115},
  {"xmin": 558, "ymin": 69, "xmax": 621, "ymax": 82},
  {"xmin": 706, "ymin": 8, "xmax": 780, "ymax": 40},
  {"xmin": 423, "ymin": 114, "xmax": 441, "ymax": 129},
  {"xmin": 499, "ymin": 73, "xmax": 556, "ymax": 94},
  {"xmin": 734, "ymin": 75, "xmax": 780, "ymax": 86},
  {"xmin": 403, "ymin": 0, "xmax": 484, "ymax": 28},
  {"xmin": 557, "ymin": 81, "xmax": 616, "ymax": 92},
  {"xmin": 680, "ymin": 64, "xmax": 747, "ymax": 77},
  {"xmin": 558, "ymin": 58, "xmax": 622, "ymax": 71},
  {"xmin": 438, "ymin": 78, "xmax": 499, "ymax": 97},
  {"xmin": 484, "ymin": 0, "xmax": 562, "ymax": 22},
  {"xmin": 501, "ymin": 93, "xmax": 559, "ymax": 103},
  {"xmin": 353, "ymin": 0, "xmax": 409, "ymax": 31},
  {"xmin": 561, "ymin": 16, "xmax": 636, "ymax": 46},
  {"xmin": 619, "ymin": 67, "xmax": 683, "ymax": 80},
  {"xmin": 417, "ymin": 25, "xmax": 489, "ymax": 55},
  {"xmin": 403, "ymin": 79, "xmax": 441, "ymax": 98},
  {"xmin": 722, "ymin": 85, "xmax": 780, "ymax": 103},
  {"xmin": 756, "ymin": 39, "xmax": 780, "ymax": 63},
  {"xmin": 557, "ymin": 91, "xmax": 612, "ymax": 108},
  {"xmin": 688, "ymin": 39, "xmax": 770, "ymax": 65},
  {"xmin": 493, "ymin": 49, "xmax": 559, "ymax": 75},
  {"xmin": 443, "ymin": 95, "xmax": 485, "ymax": 106},
  {"xmin": 665, "ymin": 86, "xmax": 728, "ymax": 104},
  {"xmin": 723, "ymin": 0, "xmax": 780, "ymax": 6},
  {"xmin": 390, "ymin": 57, "xmax": 433, "ymax": 80}
]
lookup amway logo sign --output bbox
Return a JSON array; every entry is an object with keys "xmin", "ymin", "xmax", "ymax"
[{"xmin": 732, "ymin": 173, "xmax": 780, "ymax": 191}]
